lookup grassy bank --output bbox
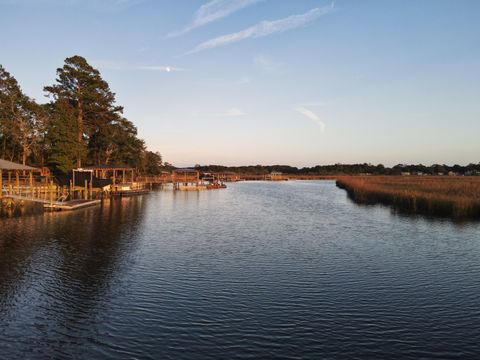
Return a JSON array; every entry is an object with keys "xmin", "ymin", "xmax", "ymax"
[{"xmin": 336, "ymin": 176, "xmax": 480, "ymax": 219}]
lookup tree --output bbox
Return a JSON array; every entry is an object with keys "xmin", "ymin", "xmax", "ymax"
[
  {"xmin": 142, "ymin": 151, "xmax": 163, "ymax": 175},
  {"xmin": 44, "ymin": 100, "xmax": 85, "ymax": 174},
  {"xmin": 12, "ymin": 98, "xmax": 40, "ymax": 166},
  {"xmin": 44, "ymin": 55, "xmax": 123, "ymax": 167},
  {"xmin": 0, "ymin": 64, "xmax": 42, "ymax": 165},
  {"xmin": 0, "ymin": 65, "xmax": 17, "ymax": 160},
  {"xmin": 1, "ymin": 58, "xmax": 164, "ymax": 174},
  {"xmin": 88, "ymin": 116, "xmax": 145, "ymax": 167},
  {"xmin": 30, "ymin": 103, "xmax": 51, "ymax": 167}
]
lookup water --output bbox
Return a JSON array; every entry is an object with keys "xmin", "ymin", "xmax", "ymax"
[{"xmin": 1, "ymin": 181, "xmax": 480, "ymax": 359}]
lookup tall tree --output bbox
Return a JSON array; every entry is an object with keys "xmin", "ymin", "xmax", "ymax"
[
  {"xmin": 44, "ymin": 99, "xmax": 84, "ymax": 174},
  {"xmin": 44, "ymin": 56, "xmax": 123, "ymax": 167},
  {"xmin": 0, "ymin": 64, "xmax": 22, "ymax": 161},
  {"xmin": 30, "ymin": 103, "xmax": 51, "ymax": 167},
  {"xmin": 0, "ymin": 64, "xmax": 42, "ymax": 165}
]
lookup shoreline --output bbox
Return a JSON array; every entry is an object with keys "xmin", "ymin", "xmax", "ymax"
[{"xmin": 336, "ymin": 176, "xmax": 480, "ymax": 219}]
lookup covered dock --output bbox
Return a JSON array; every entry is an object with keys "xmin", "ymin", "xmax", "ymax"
[
  {"xmin": 172, "ymin": 169, "xmax": 226, "ymax": 190},
  {"xmin": 0, "ymin": 159, "xmax": 101, "ymax": 210},
  {"xmin": 80, "ymin": 165, "xmax": 149, "ymax": 196},
  {"xmin": 172, "ymin": 169, "xmax": 202, "ymax": 190},
  {"xmin": 0, "ymin": 159, "xmax": 47, "ymax": 199},
  {"xmin": 82, "ymin": 165, "xmax": 135, "ymax": 185}
]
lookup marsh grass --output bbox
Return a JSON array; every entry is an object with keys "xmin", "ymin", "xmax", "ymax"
[{"xmin": 336, "ymin": 176, "xmax": 480, "ymax": 219}]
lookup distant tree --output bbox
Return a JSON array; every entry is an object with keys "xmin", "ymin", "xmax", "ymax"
[
  {"xmin": 376, "ymin": 164, "xmax": 386, "ymax": 174},
  {"xmin": 162, "ymin": 162, "xmax": 175, "ymax": 171}
]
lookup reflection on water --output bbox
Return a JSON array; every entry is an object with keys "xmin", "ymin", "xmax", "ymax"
[
  {"xmin": 0, "ymin": 196, "xmax": 147, "ymax": 358},
  {"xmin": 1, "ymin": 181, "xmax": 480, "ymax": 359}
]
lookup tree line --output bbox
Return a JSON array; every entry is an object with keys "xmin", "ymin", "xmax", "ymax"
[
  {"xmin": 3, "ymin": 57, "xmax": 477, "ymax": 178},
  {"xmin": 196, "ymin": 163, "xmax": 480, "ymax": 176},
  {"xmin": 0, "ymin": 55, "xmax": 163, "ymax": 175}
]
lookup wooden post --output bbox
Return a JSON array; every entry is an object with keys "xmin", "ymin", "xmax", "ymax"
[
  {"xmin": 122, "ymin": 169, "xmax": 126, "ymax": 184},
  {"xmin": 15, "ymin": 171, "xmax": 20, "ymax": 195},
  {"xmin": 131, "ymin": 169, "xmax": 134, "ymax": 184},
  {"xmin": 89, "ymin": 177, "xmax": 93, "ymax": 200},
  {"xmin": 84, "ymin": 180, "xmax": 88, "ymax": 200},
  {"xmin": 0, "ymin": 169, "xmax": 2, "ymax": 199},
  {"xmin": 50, "ymin": 180, "xmax": 53, "ymax": 206},
  {"xmin": 29, "ymin": 171, "xmax": 33, "ymax": 197}
]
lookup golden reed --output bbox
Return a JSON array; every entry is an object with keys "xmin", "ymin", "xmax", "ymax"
[{"xmin": 336, "ymin": 176, "xmax": 480, "ymax": 218}]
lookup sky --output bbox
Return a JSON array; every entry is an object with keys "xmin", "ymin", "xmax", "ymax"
[{"xmin": 1, "ymin": 0, "xmax": 479, "ymax": 167}]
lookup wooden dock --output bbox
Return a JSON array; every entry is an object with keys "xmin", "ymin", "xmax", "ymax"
[
  {"xmin": 111, "ymin": 188, "xmax": 150, "ymax": 196},
  {"xmin": 43, "ymin": 199, "xmax": 101, "ymax": 211},
  {"xmin": 4, "ymin": 194, "xmax": 101, "ymax": 211}
]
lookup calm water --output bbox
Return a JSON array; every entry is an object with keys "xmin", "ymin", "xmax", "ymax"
[{"xmin": 1, "ymin": 181, "xmax": 480, "ymax": 359}]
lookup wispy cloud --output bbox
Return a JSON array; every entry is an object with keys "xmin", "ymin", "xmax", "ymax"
[
  {"xmin": 296, "ymin": 107, "xmax": 326, "ymax": 132},
  {"xmin": 254, "ymin": 54, "xmax": 282, "ymax": 72},
  {"xmin": 185, "ymin": 4, "xmax": 334, "ymax": 55},
  {"xmin": 167, "ymin": 0, "xmax": 262, "ymax": 38},
  {"xmin": 93, "ymin": 60, "xmax": 184, "ymax": 72},
  {"xmin": 225, "ymin": 108, "xmax": 245, "ymax": 117},
  {"xmin": 236, "ymin": 76, "xmax": 251, "ymax": 85}
]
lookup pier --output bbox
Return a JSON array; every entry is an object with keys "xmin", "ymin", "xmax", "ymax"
[
  {"xmin": 0, "ymin": 158, "xmax": 336, "ymax": 215},
  {"xmin": 0, "ymin": 160, "xmax": 101, "ymax": 212}
]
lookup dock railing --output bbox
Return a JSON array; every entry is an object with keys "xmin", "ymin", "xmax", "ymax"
[{"xmin": 1, "ymin": 180, "xmax": 70, "ymax": 203}]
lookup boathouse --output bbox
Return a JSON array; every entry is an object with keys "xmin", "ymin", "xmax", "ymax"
[
  {"xmin": 80, "ymin": 165, "xmax": 149, "ymax": 196},
  {"xmin": 172, "ymin": 169, "xmax": 201, "ymax": 190},
  {"xmin": 217, "ymin": 172, "xmax": 239, "ymax": 182},
  {"xmin": 267, "ymin": 171, "xmax": 288, "ymax": 181},
  {"xmin": 0, "ymin": 159, "xmax": 43, "ymax": 198},
  {"xmin": 82, "ymin": 165, "xmax": 135, "ymax": 185}
]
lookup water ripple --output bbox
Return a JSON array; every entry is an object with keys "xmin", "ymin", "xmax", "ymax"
[{"xmin": 1, "ymin": 181, "xmax": 480, "ymax": 359}]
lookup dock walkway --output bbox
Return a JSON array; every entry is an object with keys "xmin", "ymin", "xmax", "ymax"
[{"xmin": 4, "ymin": 194, "xmax": 101, "ymax": 211}]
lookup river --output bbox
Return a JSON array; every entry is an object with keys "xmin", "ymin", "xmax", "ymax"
[{"xmin": 1, "ymin": 181, "xmax": 479, "ymax": 359}]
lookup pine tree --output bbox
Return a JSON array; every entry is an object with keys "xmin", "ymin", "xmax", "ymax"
[
  {"xmin": 44, "ymin": 100, "xmax": 85, "ymax": 174},
  {"xmin": 44, "ymin": 55, "xmax": 123, "ymax": 167}
]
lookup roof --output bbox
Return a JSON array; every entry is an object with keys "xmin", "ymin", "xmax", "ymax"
[
  {"xmin": 0, "ymin": 159, "xmax": 41, "ymax": 172},
  {"xmin": 80, "ymin": 165, "xmax": 134, "ymax": 170}
]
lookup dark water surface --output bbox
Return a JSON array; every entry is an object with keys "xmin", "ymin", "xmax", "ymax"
[{"xmin": 1, "ymin": 181, "xmax": 480, "ymax": 359}]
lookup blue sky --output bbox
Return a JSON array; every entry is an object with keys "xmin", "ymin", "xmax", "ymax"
[{"xmin": 1, "ymin": 0, "xmax": 479, "ymax": 167}]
